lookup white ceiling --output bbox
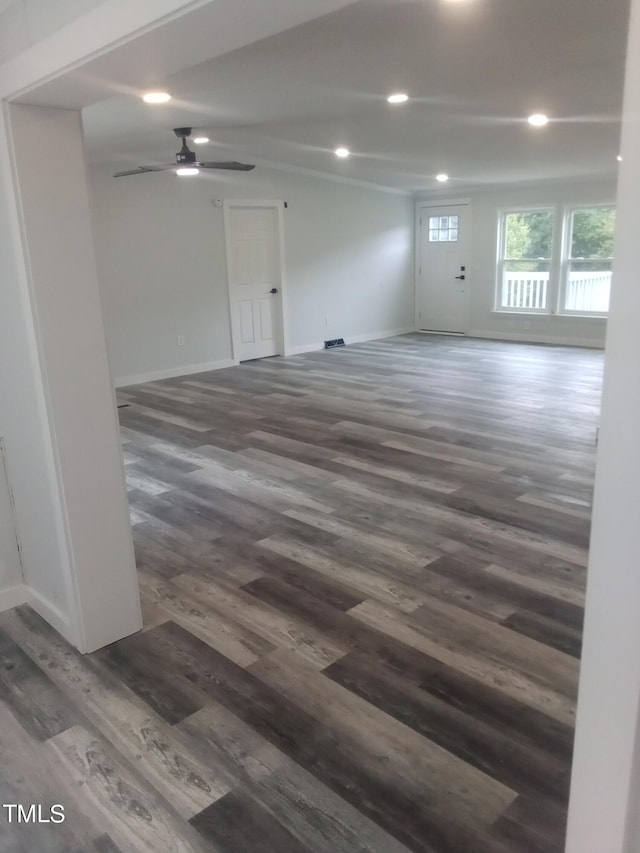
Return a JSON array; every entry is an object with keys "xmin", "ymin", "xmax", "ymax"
[{"xmin": 82, "ymin": 0, "xmax": 631, "ymax": 193}]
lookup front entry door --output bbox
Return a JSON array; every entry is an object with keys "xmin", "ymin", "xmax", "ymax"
[
  {"xmin": 418, "ymin": 203, "xmax": 470, "ymax": 333},
  {"xmin": 225, "ymin": 203, "xmax": 284, "ymax": 361}
]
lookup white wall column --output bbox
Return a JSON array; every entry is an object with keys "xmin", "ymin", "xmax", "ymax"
[
  {"xmin": 0, "ymin": 102, "xmax": 141, "ymax": 652},
  {"xmin": 565, "ymin": 0, "xmax": 640, "ymax": 848}
]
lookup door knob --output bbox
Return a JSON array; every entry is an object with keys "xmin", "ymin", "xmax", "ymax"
[
  {"xmin": 454, "ymin": 275, "xmax": 465, "ymax": 280},
  {"xmin": 268, "ymin": 287, "xmax": 278, "ymax": 294}
]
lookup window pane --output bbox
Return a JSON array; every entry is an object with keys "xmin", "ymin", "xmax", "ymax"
[
  {"xmin": 429, "ymin": 217, "xmax": 439, "ymax": 229},
  {"xmin": 563, "ymin": 207, "xmax": 615, "ymax": 313},
  {"xmin": 564, "ymin": 260, "xmax": 612, "ymax": 313},
  {"xmin": 570, "ymin": 207, "xmax": 615, "ymax": 261},
  {"xmin": 429, "ymin": 229, "xmax": 439, "ymax": 242},
  {"xmin": 504, "ymin": 211, "xmax": 553, "ymax": 261},
  {"xmin": 449, "ymin": 216, "xmax": 458, "ymax": 229},
  {"xmin": 439, "ymin": 217, "xmax": 448, "ymax": 228},
  {"xmin": 500, "ymin": 261, "xmax": 551, "ymax": 310}
]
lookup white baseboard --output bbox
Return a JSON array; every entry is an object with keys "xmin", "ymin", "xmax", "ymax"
[
  {"xmin": 114, "ymin": 358, "xmax": 238, "ymax": 388},
  {"xmin": 346, "ymin": 326, "xmax": 417, "ymax": 345},
  {"xmin": 467, "ymin": 330, "xmax": 605, "ymax": 349},
  {"xmin": 0, "ymin": 583, "xmax": 28, "ymax": 613},
  {"xmin": 285, "ymin": 342, "xmax": 325, "ymax": 356},
  {"xmin": 286, "ymin": 326, "xmax": 416, "ymax": 357},
  {"xmin": 24, "ymin": 586, "xmax": 75, "ymax": 644},
  {"xmin": 0, "ymin": 583, "xmax": 74, "ymax": 643}
]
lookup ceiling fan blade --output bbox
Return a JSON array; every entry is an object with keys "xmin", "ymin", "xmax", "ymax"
[
  {"xmin": 113, "ymin": 165, "xmax": 174, "ymax": 177},
  {"xmin": 198, "ymin": 161, "xmax": 256, "ymax": 171}
]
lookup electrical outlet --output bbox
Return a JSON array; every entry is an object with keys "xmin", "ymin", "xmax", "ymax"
[{"xmin": 177, "ymin": 335, "xmax": 185, "ymax": 347}]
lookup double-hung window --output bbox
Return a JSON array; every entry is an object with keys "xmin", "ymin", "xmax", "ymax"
[
  {"xmin": 497, "ymin": 210, "xmax": 554, "ymax": 312},
  {"xmin": 496, "ymin": 205, "xmax": 615, "ymax": 316}
]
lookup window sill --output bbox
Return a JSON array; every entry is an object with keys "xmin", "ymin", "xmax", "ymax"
[
  {"xmin": 492, "ymin": 310, "xmax": 608, "ymax": 319},
  {"xmin": 492, "ymin": 309, "xmax": 550, "ymax": 316},
  {"xmin": 556, "ymin": 313, "xmax": 608, "ymax": 320}
]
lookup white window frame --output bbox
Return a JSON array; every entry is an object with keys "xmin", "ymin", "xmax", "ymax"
[
  {"xmin": 557, "ymin": 203, "xmax": 615, "ymax": 318},
  {"xmin": 495, "ymin": 206, "xmax": 557, "ymax": 314}
]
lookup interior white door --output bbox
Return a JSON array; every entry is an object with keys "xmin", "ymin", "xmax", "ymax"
[
  {"xmin": 418, "ymin": 204, "xmax": 470, "ymax": 333},
  {"xmin": 226, "ymin": 204, "xmax": 283, "ymax": 361}
]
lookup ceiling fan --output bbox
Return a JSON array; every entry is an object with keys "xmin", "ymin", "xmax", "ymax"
[{"xmin": 113, "ymin": 127, "xmax": 255, "ymax": 177}]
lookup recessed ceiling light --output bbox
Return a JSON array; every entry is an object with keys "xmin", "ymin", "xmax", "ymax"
[
  {"xmin": 193, "ymin": 137, "xmax": 210, "ymax": 144},
  {"xmin": 528, "ymin": 113, "xmax": 549, "ymax": 127},
  {"xmin": 142, "ymin": 91, "xmax": 171, "ymax": 104},
  {"xmin": 617, "ymin": 155, "xmax": 623, "ymax": 162},
  {"xmin": 335, "ymin": 147, "xmax": 350, "ymax": 158},
  {"xmin": 176, "ymin": 167, "xmax": 199, "ymax": 176},
  {"xmin": 436, "ymin": 173, "xmax": 449, "ymax": 182},
  {"xmin": 387, "ymin": 93, "xmax": 409, "ymax": 104}
]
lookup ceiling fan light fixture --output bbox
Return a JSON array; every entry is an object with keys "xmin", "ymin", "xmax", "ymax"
[
  {"xmin": 176, "ymin": 167, "xmax": 200, "ymax": 176},
  {"xmin": 527, "ymin": 113, "xmax": 549, "ymax": 127},
  {"xmin": 142, "ymin": 91, "xmax": 171, "ymax": 104},
  {"xmin": 387, "ymin": 93, "xmax": 409, "ymax": 104},
  {"xmin": 193, "ymin": 137, "xmax": 210, "ymax": 144},
  {"xmin": 335, "ymin": 147, "xmax": 350, "ymax": 158}
]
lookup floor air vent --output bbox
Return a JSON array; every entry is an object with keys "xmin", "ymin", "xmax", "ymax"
[{"xmin": 324, "ymin": 338, "xmax": 345, "ymax": 349}]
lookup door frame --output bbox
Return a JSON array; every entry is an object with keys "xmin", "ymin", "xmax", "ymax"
[
  {"xmin": 414, "ymin": 197, "xmax": 472, "ymax": 333},
  {"xmin": 223, "ymin": 199, "xmax": 289, "ymax": 362}
]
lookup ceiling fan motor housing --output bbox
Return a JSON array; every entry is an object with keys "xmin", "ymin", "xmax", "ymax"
[
  {"xmin": 174, "ymin": 127, "xmax": 197, "ymax": 164},
  {"xmin": 176, "ymin": 148, "xmax": 197, "ymax": 164}
]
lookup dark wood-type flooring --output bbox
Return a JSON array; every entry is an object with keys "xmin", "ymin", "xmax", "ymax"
[{"xmin": 0, "ymin": 334, "xmax": 602, "ymax": 852}]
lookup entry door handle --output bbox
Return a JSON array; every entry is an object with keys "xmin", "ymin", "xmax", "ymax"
[
  {"xmin": 268, "ymin": 287, "xmax": 278, "ymax": 294},
  {"xmin": 454, "ymin": 275, "xmax": 465, "ymax": 280}
]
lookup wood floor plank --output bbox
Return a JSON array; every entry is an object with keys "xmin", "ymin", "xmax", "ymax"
[
  {"xmin": 348, "ymin": 599, "xmax": 577, "ymax": 726},
  {"xmin": 190, "ymin": 790, "xmax": 314, "ymax": 853},
  {"xmin": 0, "ymin": 701, "xmax": 105, "ymax": 853},
  {"xmin": 137, "ymin": 569, "xmax": 278, "ymax": 667},
  {"xmin": 167, "ymin": 570, "xmax": 347, "ymax": 669},
  {"xmin": 324, "ymin": 651, "xmax": 571, "ymax": 801},
  {"xmin": 248, "ymin": 648, "xmax": 516, "ymax": 853},
  {"xmin": 1, "ymin": 607, "xmax": 230, "ymax": 821},
  {"xmin": 0, "ymin": 334, "xmax": 600, "ymax": 852},
  {"xmin": 46, "ymin": 725, "xmax": 215, "ymax": 853},
  {"xmin": 179, "ymin": 703, "xmax": 415, "ymax": 853},
  {"xmin": 0, "ymin": 626, "xmax": 79, "ymax": 741}
]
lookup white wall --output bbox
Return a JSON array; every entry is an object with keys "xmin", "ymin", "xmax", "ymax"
[
  {"xmin": 0, "ymin": 105, "xmax": 71, "ymax": 623},
  {"xmin": 0, "ymin": 439, "xmax": 24, "ymax": 608},
  {"xmin": 0, "ymin": 0, "xmax": 106, "ymax": 64},
  {"xmin": 90, "ymin": 164, "xmax": 415, "ymax": 385},
  {"xmin": 1, "ymin": 102, "xmax": 142, "ymax": 652},
  {"xmin": 417, "ymin": 177, "xmax": 616, "ymax": 348},
  {"xmin": 565, "ymin": 0, "xmax": 640, "ymax": 848}
]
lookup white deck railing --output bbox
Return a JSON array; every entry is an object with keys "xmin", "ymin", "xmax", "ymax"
[
  {"xmin": 564, "ymin": 271, "xmax": 611, "ymax": 313},
  {"xmin": 501, "ymin": 270, "xmax": 611, "ymax": 313},
  {"xmin": 502, "ymin": 272, "xmax": 549, "ymax": 310}
]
